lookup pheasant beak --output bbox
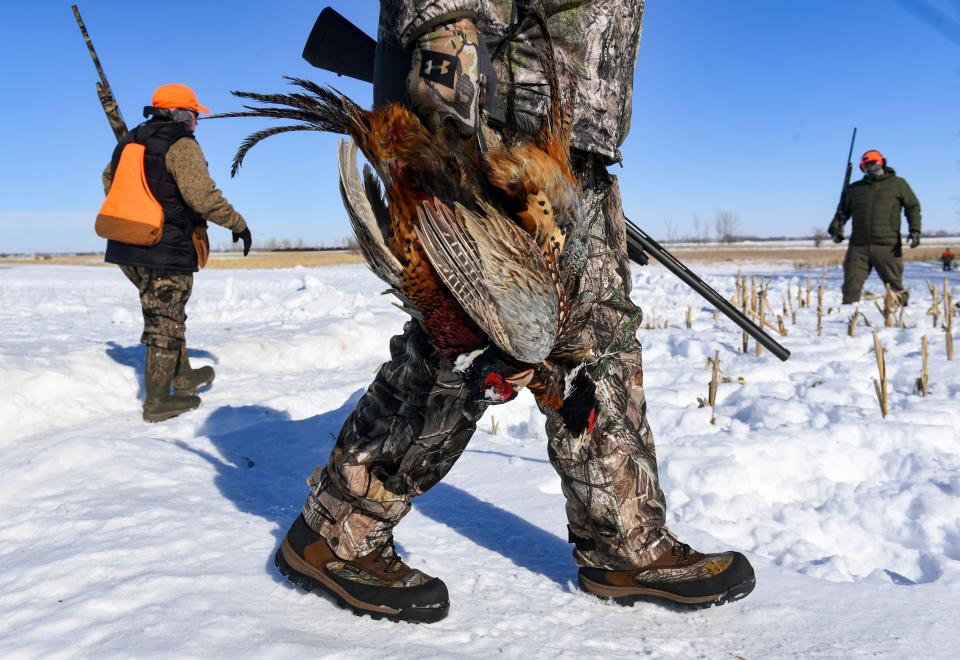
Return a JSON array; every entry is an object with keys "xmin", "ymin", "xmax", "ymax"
[{"xmin": 505, "ymin": 368, "xmax": 535, "ymax": 392}]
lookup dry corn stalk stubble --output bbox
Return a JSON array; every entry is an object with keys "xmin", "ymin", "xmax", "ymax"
[
  {"xmin": 928, "ymin": 280, "xmax": 940, "ymax": 328},
  {"xmin": 915, "ymin": 335, "xmax": 929, "ymax": 397},
  {"xmin": 708, "ymin": 350, "xmax": 720, "ymax": 424},
  {"xmin": 848, "ymin": 307, "xmax": 861, "ymax": 337},
  {"xmin": 872, "ymin": 331, "xmax": 889, "ymax": 418},
  {"xmin": 816, "ymin": 275, "xmax": 825, "ymax": 337},
  {"xmin": 874, "ymin": 285, "xmax": 898, "ymax": 329},
  {"xmin": 946, "ymin": 286, "xmax": 954, "ymax": 361},
  {"xmin": 741, "ymin": 295, "xmax": 749, "ymax": 354},
  {"xmin": 756, "ymin": 286, "xmax": 767, "ymax": 356}
]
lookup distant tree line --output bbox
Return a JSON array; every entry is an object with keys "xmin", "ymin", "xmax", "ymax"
[{"xmin": 213, "ymin": 236, "xmax": 362, "ymax": 253}]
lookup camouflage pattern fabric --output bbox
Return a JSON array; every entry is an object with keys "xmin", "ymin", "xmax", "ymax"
[
  {"xmin": 408, "ymin": 18, "xmax": 485, "ymax": 135},
  {"xmin": 636, "ymin": 552, "xmax": 735, "ymax": 585},
  {"xmin": 303, "ymin": 323, "xmax": 489, "ymax": 559},
  {"xmin": 380, "ymin": 0, "xmax": 645, "ymax": 163},
  {"xmin": 299, "ymin": 0, "xmax": 669, "ymax": 571},
  {"xmin": 327, "ymin": 541, "xmax": 434, "ymax": 588},
  {"xmin": 146, "ymin": 345, "xmax": 180, "ymax": 388},
  {"xmin": 119, "ymin": 265, "xmax": 193, "ymax": 351},
  {"xmin": 302, "ymin": 162, "xmax": 672, "ymax": 570},
  {"xmin": 544, "ymin": 162, "xmax": 672, "ymax": 570}
]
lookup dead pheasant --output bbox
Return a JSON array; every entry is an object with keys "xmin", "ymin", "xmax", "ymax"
[{"xmin": 214, "ymin": 32, "xmax": 596, "ymax": 435}]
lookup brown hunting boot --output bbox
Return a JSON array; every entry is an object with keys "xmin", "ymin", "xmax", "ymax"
[
  {"xmin": 143, "ymin": 347, "xmax": 201, "ymax": 423},
  {"xmin": 276, "ymin": 515, "xmax": 450, "ymax": 623},
  {"xmin": 172, "ymin": 345, "xmax": 215, "ymax": 395},
  {"xmin": 577, "ymin": 531, "xmax": 755, "ymax": 609}
]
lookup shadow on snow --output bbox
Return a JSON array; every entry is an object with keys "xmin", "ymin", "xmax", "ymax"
[
  {"xmin": 104, "ymin": 341, "xmax": 218, "ymax": 399},
  {"xmin": 169, "ymin": 391, "xmax": 572, "ymax": 587}
]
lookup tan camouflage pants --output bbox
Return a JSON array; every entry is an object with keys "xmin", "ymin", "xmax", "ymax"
[
  {"xmin": 120, "ymin": 265, "xmax": 193, "ymax": 384},
  {"xmin": 303, "ymin": 168, "xmax": 671, "ymax": 570}
]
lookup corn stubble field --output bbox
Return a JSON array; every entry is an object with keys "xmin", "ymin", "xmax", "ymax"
[{"xmin": 0, "ymin": 250, "xmax": 958, "ymax": 657}]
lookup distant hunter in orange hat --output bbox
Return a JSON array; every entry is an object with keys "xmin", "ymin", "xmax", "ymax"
[
  {"xmin": 100, "ymin": 84, "xmax": 253, "ymax": 422},
  {"xmin": 943, "ymin": 247, "xmax": 956, "ymax": 272},
  {"xmin": 828, "ymin": 148, "xmax": 921, "ymax": 305}
]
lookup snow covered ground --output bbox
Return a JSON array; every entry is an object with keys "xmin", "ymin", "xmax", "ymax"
[{"xmin": 1, "ymin": 260, "xmax": 958, "ymax": 658}]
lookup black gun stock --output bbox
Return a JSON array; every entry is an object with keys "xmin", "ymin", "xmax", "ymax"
[
  {"xmin": 301, "ymin": 7, "xmax": 791, "ymax": 361},
  {"xmin": 303, "ymin": 8, "xmax": 376, "ymax": 83}
]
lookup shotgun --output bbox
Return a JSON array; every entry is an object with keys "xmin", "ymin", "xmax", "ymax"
[
  {"xmin": 836, "ymin": 128, "xmax": 857, "ymax": 217},
  {"xmin": 71, "ymin": 4, "xmax": 127, "ymax": 142},
  {"xmin": 301, "ymin": 8, "xmax": 790, "ymax": 361}
]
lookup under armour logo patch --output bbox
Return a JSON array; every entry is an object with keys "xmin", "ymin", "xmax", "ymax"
[{"xmin": 419, "ymin": 50, "xmax": 458, "ymax": 88}]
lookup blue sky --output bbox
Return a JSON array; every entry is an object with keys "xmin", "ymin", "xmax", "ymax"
[{"xmin": 1, "ymin": 1, "xmax": 958, "ymax": 253}]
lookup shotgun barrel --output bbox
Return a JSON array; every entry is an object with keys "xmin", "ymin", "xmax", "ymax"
[{"xmin": 836, "ymin": 127, "xmax": 857, "ymax": 215}]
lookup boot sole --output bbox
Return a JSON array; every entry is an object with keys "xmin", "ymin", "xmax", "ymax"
[
  {"xmin": 275, "ymin": 539, "xmax": 449, "ymax": 624},
  {"xmin": 142, "ymin": 401, "xmax": 201, "ymax": 423},
  {"xmin": 578, "ymin": 573, "xmax": 756, "ymax": 610}
]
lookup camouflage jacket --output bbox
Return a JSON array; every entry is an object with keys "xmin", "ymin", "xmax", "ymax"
[{"xmin": 379, "ymin": 0, "xmax": 645, "ymax": 163}]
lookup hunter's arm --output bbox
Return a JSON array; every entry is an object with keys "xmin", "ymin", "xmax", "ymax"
[
  {"xmin": 165, "ymin": 138, "xmax": 248, "ymax": 233},
  {"xmin": 829, "ymin": 197, "xmax": 850, "ymax": 234},
  {"xmin": 901, "ymin": 179, "xmax": 922, "ymax": 235},
  {"xmin": 378, "ymin": 0, "xmax": 485, "ymax": 45}
]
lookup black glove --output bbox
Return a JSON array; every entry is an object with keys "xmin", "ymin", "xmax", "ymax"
[
  {"xmin": 828, "ymin": 227, "xmax": 844, "ymax": 244},
  {"xmin": 908, "ymin": 231, "xmax": 921, "ymax": 248},
  {"xmin": 232, "ymin": 227, "xmax": 252, "ymax": 256}
]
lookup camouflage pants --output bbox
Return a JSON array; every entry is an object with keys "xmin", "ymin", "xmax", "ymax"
[
  {"xmin": 119, "ymin": 265, "xmax": 193, "ymax": 351},
  {"xmin": 841, "ymin": 244, "xmax": 907, "ymax": 305},
  {"xmin": 302, "ymin": 171, "xmax": 672, "ymax": 570}
]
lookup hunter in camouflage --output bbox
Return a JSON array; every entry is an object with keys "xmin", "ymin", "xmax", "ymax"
[
  {"xmin": 380, "ymin": 0, "xmax": 643, "ymax": 162},
  {"xmin": 102, "ymin": 84, "xmax": 252, "ymax": 422},
  {"xmin": 281, "ymin": 0, "xmax": 756, "ymax": 620}
]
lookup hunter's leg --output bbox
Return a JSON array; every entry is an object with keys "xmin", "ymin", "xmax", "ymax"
[
  {"xmin": 548, "ymin": 162, "xmax": 756, "ymax": 607},
  {"xmin": 302, "ymin": 320, "xmax": 489, "ymax": 559},
  {"xmin": 119, "ymin": 265, "xmax": 199, "ymax": 421},
  {"xmin": 841, "ymin": 245, "xmax": 871, "ymax": 304},
  {"xmin": 871, "ymin": 244, "xmax": 908, "ymax": 305},
  {"xmin": 543, "ymin": 164, "xmax": 672, "ymax": 569}
]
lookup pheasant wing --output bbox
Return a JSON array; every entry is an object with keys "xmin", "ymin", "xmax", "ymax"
[
  {"xmin": 418, "ymin": 199, "xmax": 559, "ymax": 364},
  {"xmin": 338, "ymin": 139, "xmax": 402, "ymax": 288}
]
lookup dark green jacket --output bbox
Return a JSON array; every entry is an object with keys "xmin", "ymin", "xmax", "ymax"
[{"xmin": 830, "ymin": 167, "xmax": 921, "ymax": 246}]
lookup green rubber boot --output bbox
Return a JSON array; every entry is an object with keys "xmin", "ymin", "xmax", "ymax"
[
  {"xmin": 172, "ymin": 344, "xmax": 215, "ymax": 395},
  {"xmin": 143, "ymin": 346, "xmax": 201, "ymax": 423}
]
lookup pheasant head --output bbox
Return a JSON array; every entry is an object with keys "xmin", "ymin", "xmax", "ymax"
[{"xmin": 453, "ymin": 346, "xmax": 535, "ymax": 404}]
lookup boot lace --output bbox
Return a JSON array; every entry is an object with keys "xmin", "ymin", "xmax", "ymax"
[
  {"xmin": 373, "ymin": 540, "xmax": 405, "ymax": 575},
  {"xmin": 670, "ymin": 542, "xmax": 691, "ymax": 562}
]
